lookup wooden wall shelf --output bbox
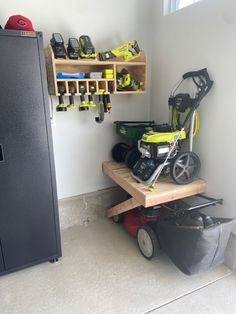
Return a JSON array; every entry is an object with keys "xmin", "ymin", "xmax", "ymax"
[{"xmin": 45, "ymin": 46, "xmax": 147, "ymax": 96}]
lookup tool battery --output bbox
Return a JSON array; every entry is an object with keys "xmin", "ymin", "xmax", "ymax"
[{"xmin": 103, "ymin": 69, "xmax": 114, "ymax": 79}]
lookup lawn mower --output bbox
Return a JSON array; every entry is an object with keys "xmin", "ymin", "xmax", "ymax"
[
  {"xmin": 113, "ymin": 195, "xmax": 235, "ymax": 275},
  {"xmin": 111, "ymin": 121, "xmax": 155, "ymax": 168},
  {"xmin": 132, "ymin": 68, "xmax": 214, "ymax": 190}
]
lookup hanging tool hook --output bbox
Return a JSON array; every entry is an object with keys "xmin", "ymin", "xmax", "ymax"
[{"xmin": 95, "ymin": 89, "xmax": 105, "ymax": 123}]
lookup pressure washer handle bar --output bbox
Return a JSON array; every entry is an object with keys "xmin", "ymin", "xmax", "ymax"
[
  {"xmin": 181, "ymin": 87, "xmax": 212, "ymax": 129},
  {"xmin": 180, "ymin": 106, "xmax": 198, "ymax": 130},
  {"xmin": 183, "ymin": 68, "xmax": 213, "ymax": 92},
  {"xmin": 181, "ymin": 88, "xmax": 211, "ymax": 128},
  {"xmin": 183, "ymin": 68, "xmax": 210, "ymax": 80}
]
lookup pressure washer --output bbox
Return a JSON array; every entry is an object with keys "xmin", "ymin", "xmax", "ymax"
[{"xmin": 132, "ymin": 68, "xmax": 214, "ymax": 190}]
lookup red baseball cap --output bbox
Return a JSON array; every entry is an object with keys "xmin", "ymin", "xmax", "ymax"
[{"xmin": 5, "ymin": 15, "xmax": 34, "ymax": 31}]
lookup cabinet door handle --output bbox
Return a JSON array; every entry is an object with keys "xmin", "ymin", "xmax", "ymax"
[{"xmin": 0, "ymin": 144, "xmax": 5, "ymax": 162}]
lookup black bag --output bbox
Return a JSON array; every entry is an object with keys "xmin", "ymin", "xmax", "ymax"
[{"xmin": 158, "ymin": 217, "xmax": 235, "ymax": 275}]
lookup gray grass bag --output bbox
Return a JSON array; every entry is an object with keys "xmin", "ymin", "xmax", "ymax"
[{"xmin": 158, "ymin": 217, "xmax": 235, "ymax": 275}]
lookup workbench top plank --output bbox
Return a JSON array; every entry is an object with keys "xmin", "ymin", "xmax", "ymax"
[{"xmin": 102, "ymin": 161, "xmax": 207, "ymax": 207}]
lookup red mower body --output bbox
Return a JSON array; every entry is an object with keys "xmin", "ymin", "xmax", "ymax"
[{"xmin": 124, "ymin": 205, "xmax": 168, "ymax": 237}]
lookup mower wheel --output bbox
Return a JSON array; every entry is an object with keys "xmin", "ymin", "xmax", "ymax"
[
  {"xmin": 125, "ymin": 147, "xmax": 141, "ymax": 169},
  {"xmin": 171, "ymin": 151, "xmax": 201, "ymax": 185},
  {"xmin": 111, "ymin": 142, "xmax": 129, "ymax": 162},
  {"xmin": 137, "ymin": 224, "xmax": 159, "ymax": 260},
  {"xmin": 112, "ymin": 214, "xmax": 124, "ymax": 224}
]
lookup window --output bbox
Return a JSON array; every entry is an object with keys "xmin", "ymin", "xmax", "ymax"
[{"xmin": 164, "ymin": 0, "xmax": 201, "ymax": 15}]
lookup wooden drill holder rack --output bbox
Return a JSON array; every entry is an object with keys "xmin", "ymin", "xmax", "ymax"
[{"xmin": 45, "ymin": 46, "xmax": 147, "ymax": 97}]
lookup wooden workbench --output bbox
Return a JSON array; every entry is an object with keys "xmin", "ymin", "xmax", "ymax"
[{"xmin": 102, "ymin": 161, "xmax": 207, "ymax": 218}]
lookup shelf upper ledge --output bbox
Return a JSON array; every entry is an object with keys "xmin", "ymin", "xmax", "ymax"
[{"xmin": 46, "ymin": 45, "xmax": 146, "ymax": 65}]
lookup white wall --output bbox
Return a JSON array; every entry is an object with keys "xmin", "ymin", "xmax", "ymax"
[
  {"xmin": 2, "ymin": 0, "xmax": 153, "ymax": 199},
  {"xmin": 4, "ymin": 0, "xmax": 234, "ymax": 217},
  {"xmin": 150, "ymin": 0, "xmax": 236, "ymax": 217}
]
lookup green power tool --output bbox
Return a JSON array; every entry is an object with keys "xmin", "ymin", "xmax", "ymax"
[
  {"xmin": 88, "ymin": 86, "xmax": 96, "ymax": 107},
  {"xmin": 57, "ymin": 85, "xmax": 67, "ymax": 112},
  {"xmin": 117, "ymin": 68, "xmax": 144, "ymax": 91},
  {"xmin": 99, "ymin": 40, "xmax": 140, "ymax": 61},
  {"xmin": 79, "ymin": 85, "xmax": 89, "ymax": 111},
  {"xmin": 67, "ymin": 86, "xmax": 77, "ymax": 109},
  {"xmin": 95, "ymin": 89, "xmax": 105, "ymax": 123},
  {"xmin": 79, "ymin": 35, "xmax": 97, "ymax": 59}
]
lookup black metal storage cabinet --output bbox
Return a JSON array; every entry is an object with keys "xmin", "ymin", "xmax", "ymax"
[{"xmin": 0, "ymin": 30, "xmax": 61, "ymax": 275}]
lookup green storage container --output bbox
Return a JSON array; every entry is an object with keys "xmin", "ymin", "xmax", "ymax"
[{"xmin": 114, "ymin": 121, "xmax": 155, "ymax": 144}]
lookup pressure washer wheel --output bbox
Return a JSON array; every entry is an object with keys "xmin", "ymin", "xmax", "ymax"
[
  {"xmin": 171, "ymin": 151, "xmax": 201, "ymax": 185},
  {"xmin": 137, "ymin": 224, "xmax": 159, "ymax": 260}
]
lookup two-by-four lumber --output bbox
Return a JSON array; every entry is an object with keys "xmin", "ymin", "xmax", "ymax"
[{"xmin": 107, "ymin": 197, "xmax": 140, "ymax": 218}]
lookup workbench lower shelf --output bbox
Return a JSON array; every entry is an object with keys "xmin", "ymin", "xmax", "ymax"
[{"xmin": 102, "ymin": 161, "xmax": 207, "ymax": 218}]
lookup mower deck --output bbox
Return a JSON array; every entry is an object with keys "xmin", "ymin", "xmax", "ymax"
[{"xmin": 102, "ymin": 161, "xmax": 207, "ymax": 217}]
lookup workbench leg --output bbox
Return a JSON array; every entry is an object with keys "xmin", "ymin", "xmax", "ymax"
[{"xmin": 107, "ymin": 197, "xmax": 140, "ymax": 218}]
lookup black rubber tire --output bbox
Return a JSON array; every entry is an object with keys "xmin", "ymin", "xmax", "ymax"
[
  {"xmin": 125, "ymin": 146, "xmax": 141, "ymax": 169},
  {"xmin": 137, "ymin": 224, "xmax": 159, "ymax": 260},
  {"xmin": 111, "ymin": 142, "xmax": 130, "ymax": 162},
  {"xmin": 112, "ymin": 214, "xmax": 124, "ymax": 224},
  {"xmin": 170, "ymin": 151, "xmax": 201, "ymax": 185}
]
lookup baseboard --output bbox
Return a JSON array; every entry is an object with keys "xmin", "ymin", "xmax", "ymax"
[{"xmin": 58, "ymin": 186, "xmax": 128, "ymax": 230}]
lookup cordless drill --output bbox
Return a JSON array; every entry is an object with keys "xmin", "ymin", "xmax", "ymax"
[{"xmin": 57, "ymin": 85, "xmax": 67, "ymax": 111}]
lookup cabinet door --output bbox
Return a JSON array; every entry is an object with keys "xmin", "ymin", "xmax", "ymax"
[{"xmin": 0, "ymin": 33, "xmax": 59, "ymax": 272}]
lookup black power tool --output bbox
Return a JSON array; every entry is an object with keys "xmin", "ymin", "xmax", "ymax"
[
  {"xmin": 67, "ymin": 38, "xmax": 80, "ymax": 59},
  {"xmin": 50, "ymin": 33, "xmax": 67, "ymax": 59},
  {"xmin": 57, "ymin": 85, "xmax": 67, "ymax": 111}
]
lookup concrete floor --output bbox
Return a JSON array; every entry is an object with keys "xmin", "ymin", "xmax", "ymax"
[{"xmin": 0, "ymin": 219, "xmax": 234, "ymax": 314}]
